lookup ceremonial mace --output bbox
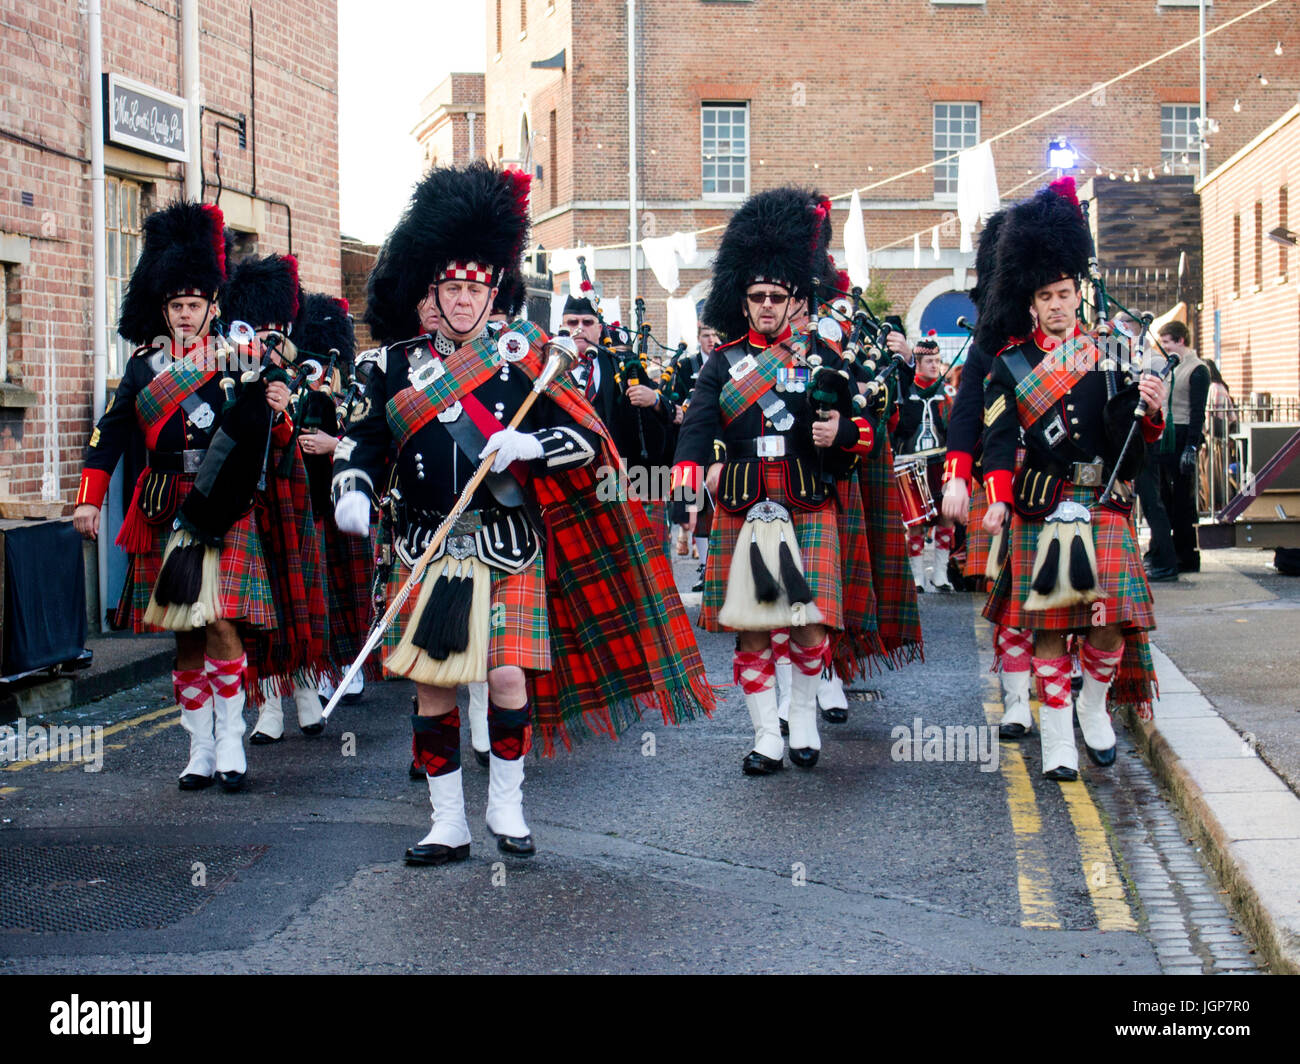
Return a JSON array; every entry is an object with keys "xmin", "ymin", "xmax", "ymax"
[{"xmin": 321, "ymin": 335, "xmax": 576, "ymax": 720}]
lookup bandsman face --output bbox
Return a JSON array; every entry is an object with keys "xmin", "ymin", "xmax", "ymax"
[
  {"xmin": 697, "ymin": 325, "xmax": 719, "ymax": 356},
  {"xmin": 561, "ymin": 313, "xmax": 602, "ymax": 353},
  {"xmin": 437, "ymin": 280, "xmax": 495, "ymax": 339},
  {"xmin": 165, "ymin": 294, "xmax": 215, "ymax": 340},
  {"xmin": 1031, "ymin": 277, "xmax": 1081, "ymax": 337},
  {"xmin": 417, "ymin": 288, "xmax": 442, "ymax": 334},
  {"xmin": 744, "ymin": 283, "xmax": 792, "ymax": 337}
]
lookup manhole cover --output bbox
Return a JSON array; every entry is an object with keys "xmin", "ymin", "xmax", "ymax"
[{"xmin": 0, "ymin": 844, "xmax": 268, "ymax": 934}]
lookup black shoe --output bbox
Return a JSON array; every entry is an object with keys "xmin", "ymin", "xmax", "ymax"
[
  {"xmin": 915, "ymin": 584, "xmax": 926, "ymax": 594},
  {"xmin": 779, "ymin": 717, "xmax": 789, "ymax": 736},
  {"xmin": 473, "ymin": 748, "xmax": 490, "ymax": 768},
  {"xmin": 300, "ymin": 722, "xmax": 325, "ymax": 736},
  {"xmin": 409, "ymin": 759, "xmax": 425, "ymax": 780},
  {"xmin": 742, "ymin": 751, "xmax": 784, "ymax": 776},
  {"xmin": 821, "ymin": 706, "xmax": 848, "ymax": 724},
  {"xmin": 690, "ymin": 577, "xmax": 705, "ymax": 593},
  {"xmin": 1043, "ymin": 765, "xmax": 1079, "ymax": 782},
  {"xmin": 789, "ymin": 747, "xmax": 819, "ymax": 769},
  {"xmin": 249, "ymin": 731, "xmax": 283, "ymax": 745},
  {"xmin": 404, "ymin": 842, "xmax": 471, "ymax": 865},
  {"xmin": 492, "ymin": 832, "xmax": 536, "ymax": 858},
  {"xmin": 1146, "ymin": 565, "xmax": 1179, "ymax": 582},
  {"xmin": 216, "ymin": 770, "xmax": 245, "ymax": 791},
  {"xmin": 1084, "ymin": 743, "xmax": 1116, "ymax": 767},
  {"xmin": 178, "ymin": 773, "xmax": 215, "ymax": 790},
  {"xmin": 999, "ymin": 722, "xmax": 1033, "ymax": 740}
]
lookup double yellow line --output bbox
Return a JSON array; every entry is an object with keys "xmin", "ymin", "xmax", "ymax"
[
  {"xmin": 0, "ymin": 703, "xmax": 179, "ymax": 774},
  {"xmin": 979, "ymin": 619, "xmax": 1136, "ymax": 933}
]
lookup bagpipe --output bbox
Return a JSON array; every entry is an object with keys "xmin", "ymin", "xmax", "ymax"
[{"xmin": 143, "ymin": 320, "xmax": 299, "ymax": 630}]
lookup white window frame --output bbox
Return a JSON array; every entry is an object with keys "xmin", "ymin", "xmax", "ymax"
[
  {"xmin": 1161, "ymin": 104, "xmax": 1201, "ymax": 175},
  {"xmin": 933, "ymin": 102, "xmax": 980, "ymax": 200},
  {"xmin": 105, "ymin": 175, "xmax": 145, "ymax": 379},
  {"xmin": 701, "ymin": 102, "xmax": 749, "ymax": 201}
]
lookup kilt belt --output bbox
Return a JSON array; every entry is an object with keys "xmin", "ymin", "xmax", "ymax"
[
  {"xmin": 147, "ymin": 448, "xmax": 208, "ymax": 474},
  {"xmin": 393, "ymin": 505, "xmax": 539, "ymax": 575}
]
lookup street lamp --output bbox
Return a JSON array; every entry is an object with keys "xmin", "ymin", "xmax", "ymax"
[{"xmin": 1047, "ymin": 137, "xmax": 1078, "ymax": 172}]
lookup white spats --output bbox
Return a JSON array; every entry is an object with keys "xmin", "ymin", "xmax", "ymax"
[
  {"xmin": 485, "ymin": 753, "xmax": 530, "ymax": 840},
  {"xmin": 419, "ymin": 768, "xmax": 472, "ymax": 849}
]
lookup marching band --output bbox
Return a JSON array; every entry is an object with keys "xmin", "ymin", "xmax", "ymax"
[{"xmin": 75, "ymin": 163, "xmax": 1169, "ymax": 864}]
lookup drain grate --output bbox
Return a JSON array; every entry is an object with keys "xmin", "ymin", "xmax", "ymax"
[
  {"xmin": 846, "ymin": 688, "xmax": 884, "ymax": 701},
  {"xmin": 0, "ymin": 844, "xmax": 268, "ymax": 934}
]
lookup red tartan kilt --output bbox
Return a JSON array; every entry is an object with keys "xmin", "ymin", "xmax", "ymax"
[
  {"xmin": 983, "ymin": 485, "xmax": 1155, "ymax": 633},
  {"xmin": 116, "ymin": 476, "xmax": 276, "ymax": 633},
  {"xmin": 965, "ymin": 482, "xmax": 992, "ymax": 580},
  {"xmin": 698, "ymin": 464, "xmax": 843, "ymax": 632},
  {"xmin": 321, "ymin": 517, "xmax": 378, "ymax": 672},
  {"xmin": 382, "ymin": 552, "xmax": 549, "ymax": 675}
]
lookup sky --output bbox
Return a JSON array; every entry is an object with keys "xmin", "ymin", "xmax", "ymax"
[{"xmin": 338, "ymin": 0, "xmax": 486, "ymax": 245}]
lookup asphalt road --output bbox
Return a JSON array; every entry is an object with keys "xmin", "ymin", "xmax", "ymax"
[{"xmin": 0, "ymin": 553, "xmax": 1267, "ymax": 975}]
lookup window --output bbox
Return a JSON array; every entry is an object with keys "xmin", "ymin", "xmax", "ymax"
[
  {"xmin": 702, "ymin": 103, "xmax": 748, "ymax": 199},
  {"xmin": 1279, "ymin": 185, "xmax": 1289, "ymax": 281},
  {"xmin": 0, "ymin": 265, "xmax": 10, "ymax": 382},
  {"xmin": 520, "ymin": 0, "xmax": 527, "ymax": 35},
  {"xmin": 106, "ymin": 175, "xmax": 144, "ymax": 378},
  {"xmin": 1254, "ymin": 200, "xmax": 1264, "ymax": 289},
  {"xmin": 495, "ymin": 0, "xmax": 502, "ymax": 54},
  {"xmin": 1161, "ymin": 104, "xmax": 1201, "ymax": 175},
  {"xmin": 933, "ymin": 102, "xmax": 979, "ymax": 198},
  {"xmin": 548, "ymin": 109, "xmax": 558, "ymax": 209},
  {"xmin": 1232, "ymin": 213, "xmax": 1241, "ymax": 297}
]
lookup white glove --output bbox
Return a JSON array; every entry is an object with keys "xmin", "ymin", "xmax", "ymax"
[
  {"xmin": 334, "ymin": 490, "xmax": 371, "ymax": 537},
  {"xmin": 479, "ymin": 428, "xmax": 544, "ymax": 473}
]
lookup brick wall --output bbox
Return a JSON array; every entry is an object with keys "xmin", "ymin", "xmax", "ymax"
[
  {"xmin": 0, "ymin": 0, "xmax": 339, "ymax": 504},
  {"xmin": 484, "ymin": 0, "xmax": 1295, "ymax": 336},
  {"xmin": 1199, "ymin": 106, "xmax": 1299, "ymax": 406}
]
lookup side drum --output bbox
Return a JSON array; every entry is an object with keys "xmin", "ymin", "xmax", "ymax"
[{"xmin": 894, "ymin": 455, "xmax": 937, "ymax": 528}]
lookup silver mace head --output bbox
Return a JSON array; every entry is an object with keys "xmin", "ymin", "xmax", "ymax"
[{"xmin": 535, "ymin": 333, "xmax": 577, "ymax": 392}]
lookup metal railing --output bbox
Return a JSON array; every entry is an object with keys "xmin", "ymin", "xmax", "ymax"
[{"xmin": 1199, "ymin": 397, "xmax": 1300, "ymax": 517}]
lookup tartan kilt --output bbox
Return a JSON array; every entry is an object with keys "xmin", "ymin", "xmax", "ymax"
[
  {"xmin": 965, "ymin": 482, "xmax": 992, "ymax": 581},
  {"xmin": 114, "ymin": 477, "xmax": 276, "ymax": 634},
  {"xmin": 321, "ymin": 518, "xmax": 381, "ymax": 680},
  {"xmin": 833, "ymin": 470, "xmax": 886, "ymax": 675},
  {"xmin": 381, "ymin": 552, "xmax": 549, "ymax": 676},
  {"xmin": 983, "ymin": 484, "xmax": 1155, "ymax": 635},
  {"xmin": 698, "ymin": 463, "xmax": 843, "ymax": 632}
]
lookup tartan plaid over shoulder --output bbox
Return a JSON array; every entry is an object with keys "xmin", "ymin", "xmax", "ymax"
[{"xmin": 528, "ymin": 355, "xmax": 716, "ymax": 752}]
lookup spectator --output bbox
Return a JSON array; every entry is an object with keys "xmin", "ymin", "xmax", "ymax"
[{"xmin": 1155, "ymin": 321, "xmax": 1211, "ymax": 573}]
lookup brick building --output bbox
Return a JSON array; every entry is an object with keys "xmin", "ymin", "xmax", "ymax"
[
  {"xmin": 478, "ymin": 0, "xmax": 1293, "ymax": 346},
  {"xmin": 1, "ymin": 0, "xmax": 341, "ymax": 515},
  {"xmin": 412, "ymin": 73, "xmax": 486, "ymax": 171},
  {"xmin": 1198, "ymin": 102, "xmax": 1299, "ymax": 407}
]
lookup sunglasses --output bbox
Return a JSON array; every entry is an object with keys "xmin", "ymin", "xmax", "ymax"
[{"xmin": 746, "ymin": 292, "xmax": 790, "ymax": 306}]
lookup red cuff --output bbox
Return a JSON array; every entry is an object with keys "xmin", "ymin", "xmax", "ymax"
[
  {"xmin": 671, "ymin": 461, "xmax": 702, "ymax": 494},
  {"xmin": 848, "ymin": 416, "xmax": 874, "ymax": 456},
  {"xmin": 945, "ymin": 451, "xmax": 972, "ymax": 485},
  {"xmin": 77, "ymin": 468, "xmax": 111, "ymax": 509},
  {"xmin": 1139, "ymin": 411, "xmax": 1165, "ymax": 444},
  {"xmin": 887, "ymin": 407, "xmax": 900, "ymax": 434},
  {"xmin": 984, "ymin": 469, "xmax": 1013, "ymax": 507},
  {"xmin": 272, "ymin": 415, "xmax": 294, "ymax": 447}
]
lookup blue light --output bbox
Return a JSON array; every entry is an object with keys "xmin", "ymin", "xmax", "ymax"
[{"xmin": 1047, "ymin": 138, "xmax": 1077, "ymax": 171}]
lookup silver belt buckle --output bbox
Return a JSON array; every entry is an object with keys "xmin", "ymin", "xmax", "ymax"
[
  {"xmin": 1073, "ymin": 460, "xmax": 1103, "ymax": 487},
  {"xmin": 756, "ymin": 436, "xmax": 786, "ymax": 459},
  {"xmin": 450, "ymin": 511, "xmax": 483, "ymax": 537},
  {"xmin": 182, "ymin": 448, "xmax": 206, "ymax": 474}
]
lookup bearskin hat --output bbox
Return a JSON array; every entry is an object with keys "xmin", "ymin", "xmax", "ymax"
[
  {"xmin": 702, "ymin": 187, "xmax": 831, "ymax": 342},
  {"xmin": 973, "ymin": 176, "xmax": 1091, "ymax": 355},
  {"xmin": 493, "ymin": 269, "xmax": 527, "ymax": 320},
  {"xmin": 118, "ymin": 201, "xmax": 228, "ymax": 344},
  {"xmin": 365, "ymin": 162, "xmax": 531, "ymax": 345},
  {"xmin": 220, "ymin": 253, "xmax": 301, "ymax": 332},
  {"xmin": 294, "ymin": 292, "xmax": 355, "ymax": 363}
]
